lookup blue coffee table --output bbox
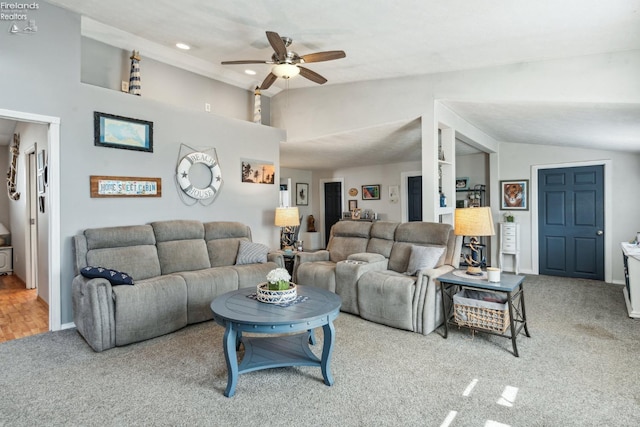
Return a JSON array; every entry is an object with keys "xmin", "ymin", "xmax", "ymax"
[{"xmin": 210, "ymin": 285, "xmax": 342, "ymax": 397}]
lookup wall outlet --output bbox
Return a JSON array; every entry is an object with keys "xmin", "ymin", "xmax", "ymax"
[
  {"xmin": 205, "ymin": 103, "xmax": 211, "ymax": 112},
  {"xmin": 121, "ymin": 81, "xmax": 129, "ymax": 92}
]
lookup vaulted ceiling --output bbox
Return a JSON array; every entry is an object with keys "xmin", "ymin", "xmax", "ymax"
[{"xmin": 41, "ymin": 0, "xmax": 640, "ymax": 167}]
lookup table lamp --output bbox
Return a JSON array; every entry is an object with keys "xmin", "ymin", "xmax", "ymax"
[
  {"xmin": 454, "ymin": 207, "xmax": 495, "ymax": 276},
  {"xmin": 275, "ymin": 207, "xmax": 300, "ymax": 249}
]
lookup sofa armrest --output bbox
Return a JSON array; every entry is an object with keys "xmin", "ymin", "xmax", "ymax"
[
  {"xmin": 72, "ymin": 275, "xmax": 116, "ymax": 352},
  {"xmin": 292, "ymin": 250, "xmax": 330, "ymax": 281},
  {"xmin": 267, "ymin": 251, "xmax": 285, "ymax": 268},
  {"xmin": 347, "ymin": 252, "xmax": 386, "ymax": 263},
  {"xmin": 413, "ymin": 264, "xmax": 455, "ymax": 335}
]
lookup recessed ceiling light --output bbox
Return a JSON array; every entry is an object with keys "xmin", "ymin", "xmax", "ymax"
[
  {"xmin": 244, "ymin": 69, "xmax": 257, "ymax": 75},
  {"xmin": 175, "ymin": 43, "xmax": 190, "ymax": 50}
]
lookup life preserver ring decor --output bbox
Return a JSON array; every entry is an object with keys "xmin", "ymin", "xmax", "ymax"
[{"xmin": 176, "ymin": 151, "xmax": 222, "ymax": 201}]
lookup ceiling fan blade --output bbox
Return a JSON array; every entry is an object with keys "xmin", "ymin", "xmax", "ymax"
[
  {"xmin": 301, "ymin": 50, "xmax": 346, "ymax": 63},
  {"xmin": 298, "ymin": 67, "xmax": 327, "ymax": 85},
  {"xmin": 221, "ymin": 60, "xmax": 268, "ymax": 65},
  {"xmin": 266, "ymin": 31, "xmax": 287, "ymax": 60},
  {"xmin": 260, "ymin": 73, "xmax": 278, "ymax": 90}
]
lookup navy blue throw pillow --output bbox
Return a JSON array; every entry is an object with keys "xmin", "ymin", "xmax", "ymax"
[{"xmin": 81, "ymin": 266, "xmax": 134, "ymax": 285}]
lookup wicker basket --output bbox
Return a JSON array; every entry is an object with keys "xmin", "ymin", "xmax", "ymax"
[
  {"xmin": 256, "ymin": 283, "xmax": 297, "ymax": 304},
  {"xmin": 453, "ymin": 289, "xmax": 510, "ymax": 333}
]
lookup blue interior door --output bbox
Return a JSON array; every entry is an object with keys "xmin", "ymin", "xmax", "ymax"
[
  {"xmin": 323, "ymin": 182, "xmax": 342, "ymax": 246},
  {"xmin": 538, "ymin": 165, "xmax": 604, "ymax": 280},
  {"xmin": 407, "ymin": 176, "xmax": 422, "ymax": 222}
]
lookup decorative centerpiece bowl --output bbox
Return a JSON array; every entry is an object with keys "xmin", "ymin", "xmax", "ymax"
[{"xmin": 257, "ymin": 268, "xmax": 297, "ymax": 304}]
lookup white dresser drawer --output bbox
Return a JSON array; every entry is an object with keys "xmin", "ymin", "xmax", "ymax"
[
  {"xmin": 502, "ymin": 243, "xmax": 517, "ymax": 252},
  {"xmin": 503, "ymin": 235, "xmax": 517, "ymax": 244},
  {"xmin": 503, "ymin": 228, "xmax": 516, "ymax": 236}
]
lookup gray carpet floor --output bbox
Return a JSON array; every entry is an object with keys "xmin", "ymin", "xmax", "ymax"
[{"xmin": 1, "ymin": 275, "xmax": 639, "ymax": 426}]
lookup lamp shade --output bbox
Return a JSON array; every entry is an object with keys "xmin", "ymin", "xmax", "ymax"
[
  {"xmin": 454, "ymin": 207, "xmax": 495, "ymax": 237},
  {"xmin": 272, "ymin": 63, "xmax": 300, "ymax": 79},
  {"xmin": 275, "ymin": 207, "xmax": 300, "ymax": 227}
]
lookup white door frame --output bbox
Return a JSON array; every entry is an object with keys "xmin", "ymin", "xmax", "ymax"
[
  {"xmin": 0, "ymin": 108, "xmax": 61, "ymax": 331},
  {"xmin": 26, "ymin": 148, "xmax": 38, "ymax": 290},
  {"xmin": 531, "ymin": 160, "xmax": 612, "ymax": 284}
]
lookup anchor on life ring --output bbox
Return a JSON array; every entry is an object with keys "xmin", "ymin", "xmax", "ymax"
[{"xmin": 176, "ymin": 151, "xmax": 222, "ymax": 200}]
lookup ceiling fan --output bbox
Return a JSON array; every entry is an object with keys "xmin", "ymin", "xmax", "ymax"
[{"xmin": 221, "ymin": 31, "xmax": 346, "ymax": 90}]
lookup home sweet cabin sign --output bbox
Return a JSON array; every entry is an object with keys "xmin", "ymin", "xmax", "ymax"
[{"xmin": 90, "ymin": 175, "xmax": 162, "ymax": 198}]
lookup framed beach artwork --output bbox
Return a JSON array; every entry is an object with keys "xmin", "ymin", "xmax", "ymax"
[
  {"xmin": 361, "ymin": 184, "xmax": 380, "ymax": 200},
  {"xmin": 94, "ymin": 112, "xmax": 153, "ymax": 153},
  {"xmin": 241, "ymin": 159, "xmax": 275, "ymax": 184}
]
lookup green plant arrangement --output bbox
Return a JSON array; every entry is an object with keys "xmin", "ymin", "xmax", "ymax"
[
  {"xmin": 504, "ymin": 212, "xmax": 515, "ymax": 222},
  {"xmin": 266, "ymin": 268, "xmax": 291, "ymax": 290}
]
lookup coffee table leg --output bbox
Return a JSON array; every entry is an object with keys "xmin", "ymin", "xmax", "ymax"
[
  {"xmin": 320, "ymin": 320, "xmax": 336, "ymax": 386},
  {"xmin": 222, "ymin": 322, "xmax": 239, "ymax": 397}
]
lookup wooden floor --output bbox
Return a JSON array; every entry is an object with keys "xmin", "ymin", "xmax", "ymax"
[{"xmin": 0, "ymin": 274, "xmax": 49, "ymax": 343}]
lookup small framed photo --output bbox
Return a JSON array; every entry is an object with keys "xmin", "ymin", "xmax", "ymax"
[
  {"xmin": 351, "ymin": 208, "xmax": 362, "ymax": 219},
  {"xmin": 37, "ymin": 150, "xmax": 45, "ymax": 171},
  {"xmin": 296, "ymin": 183, "xmax": 309, "ymax": 206},
  {"xmin": 94, "ymin": 111, "xmax": 153, "ymax": 153},
  {"xmin": 500, "ymin": 179, "xmax": 529, "ymax": 210},
  {"xmin": 348, "ymin": 199, "xmax": 358, "ymax": 211},
  {"xmin": 361, "ymin": 184, "xmax": 380, "ymax": 200},
  {"xmin": 342, "ymin": 212, "xmax": 352, "ymax": 219},
  {"xmin": 37, "ymin": 172, "xmax": 45, "ymax": 194},
  {"xmin": 455, "ymin": 177, "xmax": 469, "ymax": 190}
]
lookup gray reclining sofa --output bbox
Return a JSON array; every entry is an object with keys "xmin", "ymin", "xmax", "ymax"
[
  {"xmin": 72, "ymin": 219, "xmax": 283, "ymax": 352},
  {"xmin": 293, "ymin": 220, "xmax": 461, "ymax": 335}
]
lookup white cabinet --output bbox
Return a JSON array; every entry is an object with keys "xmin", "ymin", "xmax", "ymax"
[
  {"xmin": 621, "ymin": 243, "xmax": 640, "ymax": 318},
  {"xmin": 0, "ymin": 246, "xmax": 13, "ymax": 274},
  {"xmin": 499, "ymin": 223, "xmax": 520, "ymax": 274}
]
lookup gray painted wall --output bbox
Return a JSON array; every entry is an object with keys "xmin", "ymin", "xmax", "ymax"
[
  {"xmin": 81, "ymin": 37, "xmax": 271, "ymax": 125},
  {"xmin": 2, "ymin": 2, "xmax": 285, "ymax": 324}
]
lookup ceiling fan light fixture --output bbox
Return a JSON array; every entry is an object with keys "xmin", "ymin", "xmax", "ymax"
[{"xmin": 272, "ymin": 63, "xmax": 300, "ymax": 79}]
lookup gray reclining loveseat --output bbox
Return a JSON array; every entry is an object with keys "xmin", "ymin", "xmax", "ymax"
[
  {"xmin": 72, "ymin": 220, "xmax": 283, "ymax": 352},
  {"xmin": 294, "ymin": 220, "xmax": 461, "ymax": 335}
]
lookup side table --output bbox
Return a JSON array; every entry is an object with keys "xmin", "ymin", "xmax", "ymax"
[{"xmin": 438, "ymin": 270, "xmax": 530, "ymax": 357}]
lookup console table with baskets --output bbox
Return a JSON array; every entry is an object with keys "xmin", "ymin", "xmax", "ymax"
[{"xmin": 438, "ymin": 270, "xmax": 530, "ymax": 357}]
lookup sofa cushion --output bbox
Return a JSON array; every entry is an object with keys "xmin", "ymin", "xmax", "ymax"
[
  {"xmin": 357, "ymin": 270, "xmax": 417, "ymax": 331},
  {"xmin": 231, "ymin": 262, "xmax": 280, "ymax": 288},
  {"xmin": 81, "ymin": 266, "xmax": 134, "ymax": 285},
  {"xmin": 204, "ymin": 222, "xmax": 252, "ymax": 267},
  {"xmin": 176, "ymin": 267, "xmax": 239, "ymax": 323},
  {"xmin": 295, "ymin": 260, "xmax": 337, "ymax": 292},
  {"xmin": 111, "ymin": 275, "xmax": 188, "ymax": 346},
  {"xmin": 151, "ymin": 220, "xmax": 205, "ymax": 241},
  {"xmin": 235, "ymin": 240, "xmax": 269, "ymax": 265},
  {"xmin": 82, "ymin": 225, "xmax": 161, "ymax": 281},
  {"xmin": 86, "ymin": 245, "xmax": 161, "ymax": 281},
  {"xmin": 84, "ymin": 225, "xmax": 156, "ymax": 250},
  {"xmin": 405, "ymin": 245, "xmax": 445, "ymax": 275},
  {"xmin": 156, "ymin": 240, "xmax": 211, "ymax": 275},
  {"xmin": 366, "ymin": 221, "xmax": 398, "ymax": 257}
]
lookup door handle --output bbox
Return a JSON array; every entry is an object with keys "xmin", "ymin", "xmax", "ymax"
[{"xmin": 596, "ymin": 230, "xmax": 604, "ymax": 236}]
